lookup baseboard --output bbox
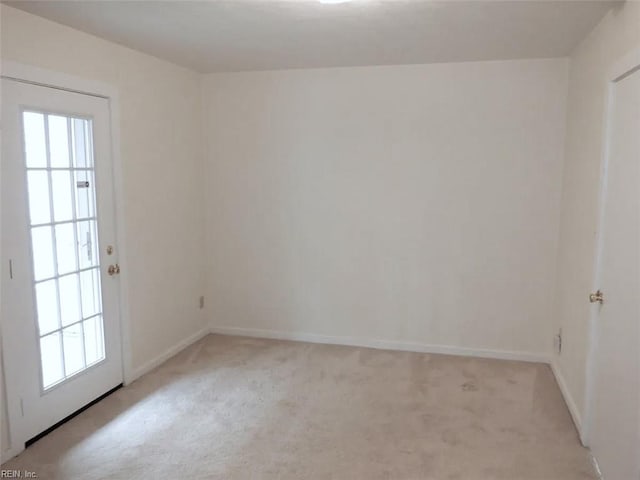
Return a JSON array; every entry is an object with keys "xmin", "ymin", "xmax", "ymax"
[
  {"xmin": 551, "ymin": 359, "xmax": 583, "ymax": 442},
  {"xmin": 209, "ymin": 325, "xmax": 551, "ymax": 364},
  {"xmin": 128, "ymin": 326, "xmax": 210, "ymax": 383}
]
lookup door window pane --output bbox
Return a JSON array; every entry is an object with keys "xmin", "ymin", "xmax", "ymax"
[
  {"xmin": 48, "ymin": 115, "xmax": 70, "ymax": 168},
  {"xmin": 72, "ymin": 118, "xmax": 92, "ymax": 168},
  {"xmin": 77, "ymin": 220, "xmax": 99, "ymax": 269},
  {"xmin": 31, "ymin": 226, "xmax": 55, "ymax": 281},
  {"xmin": 59, "ymin": 274, "xmax": 81, "ymax": 327},
  {"xmin": 62, "ymin": 323, "xmax": 85, "ymax": 376},
  {"xmin": 55, "ymin": 223, "xmax": 77, "ymax": 275},
  {"xmin": 23, "ymin": 112, "xmax": 47, "ymax": 168},
  {"xmin": 51, "ymin": 171, "xmax": 74, "ymax": 222},
  {"xmin": 80, "ymin": 268, "xmax": 102, "ymax": 319},
  {"xmin": 35, "ymin": 280, "xmax": 60, "ymax": 335},
  {"xmin": 40, "ymin": 332, "xmax": 64, "ymax": 389},
  {"xmin": 83, "ymin": 316, "xmax": 104, "ymax": 365},
  {"xmin": 27, "ymin": 171, "xmax": 51, "ymax": 225},
  {"xmin": 74, "ymin": 170, "xmax": 95, "ymax": 219}
]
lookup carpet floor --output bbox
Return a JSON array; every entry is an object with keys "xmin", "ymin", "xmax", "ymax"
[{"xmin": 3, "ymin": 334, "xmax": 596, "ymax": 479}]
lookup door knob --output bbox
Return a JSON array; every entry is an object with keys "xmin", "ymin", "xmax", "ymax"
[
  {"xmin": 589, "ymin": 290, "xmax": 604, "ymax": 304},
  {"xmin": 107, "ymin": 264, "xmax": 120, "ymax": 276}
]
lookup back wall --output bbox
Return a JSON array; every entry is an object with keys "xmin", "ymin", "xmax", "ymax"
[{"xmin": 203, "ymin": 58, "xmax": 568, "ymax": 358}]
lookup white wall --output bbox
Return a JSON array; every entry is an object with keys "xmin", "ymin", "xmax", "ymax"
[
  {"xmin": 552, "ymin": 1, "xmax": 640, "ymax": 429},
  {"xmin": 203, "ymin": 58, "xmax": 569, "ymax": 357},
  {"xmin": 1, "ymin": 5, "xmax": 206, "ymax": 455}
]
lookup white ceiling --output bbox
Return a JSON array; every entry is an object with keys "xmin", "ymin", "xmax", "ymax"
[{"xmin": 6, "ymin": 1, "xmax": 617, "ymax": 73}]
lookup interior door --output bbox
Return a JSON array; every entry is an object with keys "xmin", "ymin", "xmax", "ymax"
[
  {"xmin": 588, "ymin": 67, "xmax": 640, "ymax": 480},
  {"xmin": 1, "ymin": 79, "xmax": 123, "ymax": 448}
]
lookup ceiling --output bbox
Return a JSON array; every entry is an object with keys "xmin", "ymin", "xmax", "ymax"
[{"xmin": 6, "ymin": 1, "xmax": 617, "ymax": 73}]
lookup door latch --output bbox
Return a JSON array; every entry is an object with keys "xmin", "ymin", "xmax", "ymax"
[
  {"xmin": 107, "ymin": 264, "xmax": 121, "ymax": 276},
  {"xmin": 589, "ymin": 290, "xmax": 604, "ymax": 304}
]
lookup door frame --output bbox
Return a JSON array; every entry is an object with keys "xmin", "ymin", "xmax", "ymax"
[
  {"xmin": 0, "ymin": 61, "xmax": 133, "ymax": 462},
  {"xmin": 582, "ymin": 47, "xmax": 640, "ymax": 448}
]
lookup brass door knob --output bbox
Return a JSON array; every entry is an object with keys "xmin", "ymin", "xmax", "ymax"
[
  {"xmin": 589, "ymin": 290, "xmax": 604, "ymax": 304},
  {"xmin": 107, "ymin": 264, "xmax": 121, "ymax": 276}
]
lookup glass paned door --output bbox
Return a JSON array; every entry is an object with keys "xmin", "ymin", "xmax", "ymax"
[
  {"xmin": 23, "ymin": 112, "xmax": 106, "ymax": 390},
  {"xmin": 1, "ymin": 78, "xmax": 122, "ymax": 451}
]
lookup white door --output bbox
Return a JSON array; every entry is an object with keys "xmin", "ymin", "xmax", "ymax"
[
  {"xmin": 1, "ymin": 79, "xmax": 123, "ymax": 448},
  {"xmin": 588, "ymin": 67, "xmax": 640, "ymax": 479}
]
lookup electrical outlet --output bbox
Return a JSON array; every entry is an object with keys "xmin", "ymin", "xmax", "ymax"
[
  {"xmin": 199, "ymin": 296, "xmax": 205, "ymax": 309},
  {"xmin": 554, "ymin": 328, "xmax": 562, "ymax": 354}
]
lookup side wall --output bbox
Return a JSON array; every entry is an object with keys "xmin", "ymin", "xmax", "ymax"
[
  {"xmin": 552, "ymin": 0, "xmax": 640, "ymax": 432},
  {"xmin": 1, "ymin": 5, "xmax": 206, "ymax": 457},
  {"xmin": 203, "ymin": 58, "xmax": 569, "ymax": 358}
]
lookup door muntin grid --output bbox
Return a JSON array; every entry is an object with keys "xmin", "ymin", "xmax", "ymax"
[{"xmin": 21, "ymin": 109, "xmax": 106, "ymax": 391}]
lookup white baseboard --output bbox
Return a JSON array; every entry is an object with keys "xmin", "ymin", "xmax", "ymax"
[
  {"xmin": 551, "ymin": 359, "xmax": 583, "ymax": 442},
  {"xmin": 209, "ymin": 325, "xmax": 551, "ymax": 364},
  {"xmin": 128, "ymin": 326, "xmax": 210, "ymax": 383}
]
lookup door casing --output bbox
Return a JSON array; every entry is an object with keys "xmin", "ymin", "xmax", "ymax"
[{"xmin": 0, "ymin": 61, "xmax": 133, "ymax": 463}]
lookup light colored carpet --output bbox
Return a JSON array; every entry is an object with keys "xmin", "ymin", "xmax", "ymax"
[{"xmin": 4, "ymin": 334, "xmax": 596, "ymax": 479}]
